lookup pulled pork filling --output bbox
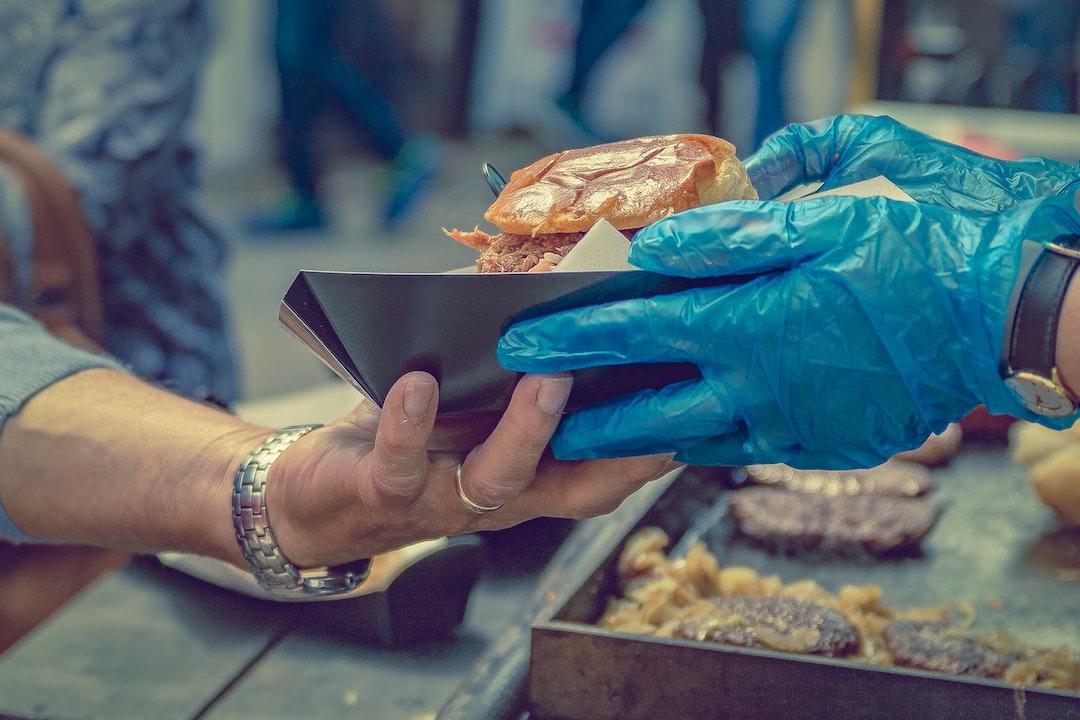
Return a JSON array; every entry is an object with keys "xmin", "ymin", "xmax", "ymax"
[{"xmin": 444, "ymin": 226, "xmax": 636, "ymax": 272}]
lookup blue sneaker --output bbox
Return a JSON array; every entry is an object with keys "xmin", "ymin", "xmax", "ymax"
[
  {"xmin": 245, "ymin": 191, "xmax": 326, "ymax": 235},
  {"xmin": 382, "ymin": 137, "xmax": 440, "ymax": 228}
]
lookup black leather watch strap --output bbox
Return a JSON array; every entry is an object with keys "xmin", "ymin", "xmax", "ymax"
[{"xmin": 1010, "ymin": 248, "xmax": 1080, "ymax": 377}]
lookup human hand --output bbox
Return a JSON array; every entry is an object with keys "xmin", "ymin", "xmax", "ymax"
[
  {"xmin": 259, "ymin": 372, "xmax": 672, "ymax": 568},
  {"xmin": 1027, "ymin": 445, "xmax": 1080, "ymax": 526},
  {"xmin": 498, "ymin": 186, "xmax": 1080, "ymax": 470},
  {"xmin": 747, "ymin": 114, "xmax": 1079, "ymax": 212},
  {"xmin": 1010, "ymin": 421, "xmax": 1080, "ymax": 525}
]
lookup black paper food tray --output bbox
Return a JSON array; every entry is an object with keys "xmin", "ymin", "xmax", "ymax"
[
  {"xmin": 527, "ymin": 450, "xmax": 1080, "ymax": 720},
  {"xmin": 280, "ymin": 268, "xmax": 708, "ymax": 415}
]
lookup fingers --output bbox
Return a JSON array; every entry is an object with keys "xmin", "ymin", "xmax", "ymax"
[
  {"xmin": 548, "ymin": 380, "xmax": 740, "ymax": 460},
  {"xmin": 498, "ymin": 293, "xmax": 699, "ymax": 374},
  {"xmin": 1022, "ymin": 186, "xmax": 1080, "ymax": 244},
  {"xmin": 428, "ymin": 412, "xmax": 501, "ymax": 453},
  {"xmin": 1028, "ymin": 444, "xmax": 1080, "ymax": 525},
  {"xmin": 515, "ymin": 454, "xmax": 674, "ymax": 520},
  {"xmin": 676, "ymin": 432, "xmax": 759, "ymax": 467},
  {"xmin": 631, "ymin": 197, "xmax": 854, "ymax": 277},
  {"xmin": 744, "ymin": 114, "xmax": 879, "ymax": 200},
  {"xmin": 368, "ymin": 371, "xmax": 438, "ymax": 504},
  {"xmin": 457, "ymin": 373, "xmax": 572, "ymax": 508}
]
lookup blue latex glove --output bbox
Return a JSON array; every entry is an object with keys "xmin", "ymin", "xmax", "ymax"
[
  {"xmin": 498, "ymin": 185, "xmax": 1080, "ymax": 469},
  {"xmin": 748, "ymin": 114, "xmax": 1080, "ymax": 210}
]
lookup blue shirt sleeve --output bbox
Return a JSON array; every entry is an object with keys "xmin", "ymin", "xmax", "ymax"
[{"xmin": 0, "ymin": 303, "xmax": 125, "ymax": 542}]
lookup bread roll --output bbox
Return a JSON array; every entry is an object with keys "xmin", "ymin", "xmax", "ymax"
[{"xmin": 484, "ymin": 134, "xmax": 757, "ymax": 236}]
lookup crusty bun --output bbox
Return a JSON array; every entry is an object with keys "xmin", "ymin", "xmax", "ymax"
[{"xmin": 484, "ymin": 134, "xmax": 756, "ymax": 236}]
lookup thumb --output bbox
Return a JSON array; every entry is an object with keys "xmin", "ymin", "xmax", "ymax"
[
  {"xmin": 366, "ymin": 371, "xmax": 439, "ymax": 505},
  {"xmin": 745, "ymin": 114, "xmax": 879, "ymax": 199}
]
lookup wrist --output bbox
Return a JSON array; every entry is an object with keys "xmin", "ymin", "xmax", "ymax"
[
  {"xmin": 261, "ymin": 427, "xmax": 342, "ymax": 568},
  {"xmin": 1056, "ymin": 271, "xmax": 1080, "ymax": 397},
  {"xmin": 188, "ymin": 426, "xmax": 271, "ymax": 568}
]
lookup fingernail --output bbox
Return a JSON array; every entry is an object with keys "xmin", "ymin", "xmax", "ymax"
[
  {"xmin": 403, "ymin": 378, "xmax": 435, "ymax": 419},
  {"xmin": 536, "ymin": 375, "xmax": 573, "ymax": 417}
]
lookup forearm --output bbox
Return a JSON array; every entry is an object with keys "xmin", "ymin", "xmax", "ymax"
[
  {"xmin": 0, "ymin": 369, "xmax": 265, "ymax": 565},
  {"xmin": 1057, "ymin": 272, "xmax": 1080, "ymax": 395}
]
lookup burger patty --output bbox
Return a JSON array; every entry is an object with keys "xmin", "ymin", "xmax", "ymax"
[
  {"xmin": 444, "ymin": 226, "xmax": 635, "ymax": 272},
  {"xmin": 477, "ymin": 233, "xmax": 581, "ymax": 273},
  {"xmin": 729, "ymin": 488, "xmax": 941, "ymax": 557},
  {"xmin": 737, "ymin": 460, "xmax": 934, "ymax": 498},
  {"xmin": 673, "ymin": 596, "xmax": 861, "ymax": 657},
  {"xmin": 882, "ymin": 621, "xmax": 1009, "ymax": 678}
]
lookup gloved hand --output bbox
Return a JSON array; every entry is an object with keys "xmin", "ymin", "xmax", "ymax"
[
  {"xmin": 748, "ymin": 114, "xmax": 1080, "ymax": 211},
  {"xmin": 498, "ymin": 186, "xmax": 1080, "ymax": 469}
]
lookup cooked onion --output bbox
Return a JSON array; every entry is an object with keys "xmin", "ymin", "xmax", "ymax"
[{"xmin": 599, "ymin": 529, "xmax": 1080, "ymax": 690}]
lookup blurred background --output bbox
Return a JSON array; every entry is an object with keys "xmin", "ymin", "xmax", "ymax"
[{"xmin": 26, "ymin": 0, "xmax": 1078, "ymax": 403}]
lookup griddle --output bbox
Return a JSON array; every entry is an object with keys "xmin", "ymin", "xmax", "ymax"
[{"xmin": 527, "ymin": 450, "xmax": 1080, "ymax": 720}]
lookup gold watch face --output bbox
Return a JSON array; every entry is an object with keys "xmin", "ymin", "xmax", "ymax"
[{"xmin": 1005, "ymin": 371, "xmax": 1078, "ymax": 417}]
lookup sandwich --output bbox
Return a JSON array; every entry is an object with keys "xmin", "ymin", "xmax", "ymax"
[{"xmin": 445, "ymin": 134, "xmax": 757, "ymax": 273}]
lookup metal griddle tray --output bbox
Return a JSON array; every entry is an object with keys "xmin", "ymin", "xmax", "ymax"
[{"xmin": 528, "ymin": 451, "xmax": 1080, "ymax": 720}]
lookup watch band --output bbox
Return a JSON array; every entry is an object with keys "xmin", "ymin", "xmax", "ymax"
[
  {"xmin": 1004, "ymin": 243, "xmax": 1080, "ymax": 417},
  {"xmin": 232, "ymin": 425, "xmax": 370, "ymax": 600},
  {"xmin": 1010, "ymin": 249, "xmax": 1078, "ymax": 375}
]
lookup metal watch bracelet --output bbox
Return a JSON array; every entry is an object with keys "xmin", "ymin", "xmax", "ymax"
[{"xmin": 231, "ymin": 424, "xmax": 370, "ymax": 600}]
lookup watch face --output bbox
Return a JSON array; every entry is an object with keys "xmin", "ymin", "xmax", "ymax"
[{"xmin": 1005, "ymin": 372, "xmax": 1077, "ymax": 417}]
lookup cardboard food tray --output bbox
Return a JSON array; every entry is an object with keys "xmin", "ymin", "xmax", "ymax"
[
  {"xmin": 279, "ymin": 178, "xmax": 914, "ymax": 416},
  {"xmin": 527, "ymin": 452, "xmax": 1080, "ymax": 720}
]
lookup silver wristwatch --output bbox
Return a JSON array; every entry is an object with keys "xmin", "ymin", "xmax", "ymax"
[{"xmin": 232, "ymin": 424, "xmax": 370, "ymax": 600}]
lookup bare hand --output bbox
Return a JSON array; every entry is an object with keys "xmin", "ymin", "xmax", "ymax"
[{"xmin": 264, "ymin": 372, "xmax": 674, "ymax": 567}]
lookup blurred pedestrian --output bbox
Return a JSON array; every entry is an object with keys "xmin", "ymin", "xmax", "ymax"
[
  {"xmin": 0, "ymin": 0, "xmax": 237, "ymax": 406},
  {"xmin": 554, "ymin": 0, "xmax": 652, "ymax": 143},
  {"xmin": 744, "ymin": 0, "xmax": 805, "ymax": 146},
  {"xmin": 248, "ymin": 0, "xmax": 439, "ymax": 233},
  {"xmin": 553, "ymin": 0, "xmax": 803, "ymax": 148},
  {"xmin": 0, "ymin": 0, "xmax": 239, "ymax": 648}
]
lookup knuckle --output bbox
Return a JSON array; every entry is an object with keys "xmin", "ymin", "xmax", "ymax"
[
  {"xmin": 378, "ymin": 424, "xmax": 426, "ymax": 456},
  {"xmin": 463, "ymin": 471, "xmax": 517, "ymax": 508},
  {"xmin": 369, "ymin": 458, "xmax": 426, "ymax": 505}
]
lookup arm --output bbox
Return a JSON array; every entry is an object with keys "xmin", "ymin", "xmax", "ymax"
[
  {"xmin": 1057, "ymin": 275, "xmax": 1080, "ymax": 394},
  {"xmin": 500, "ymin": 175, "xmax": 1080, "ymax": 469},
  {"xmin": 0, "ymin": 368, "xmax": 262, "ymax": 562},
  {"xmin": 1026, "ymin": 276, "xmax": 1080, "ymax": 525},
  {"xmin": 0, "ymin": 304, "xmax": 125, "ymax": 541},
  {"xmin": 0, "ymin": 309, "xmax": 671, "ymax": 567}
]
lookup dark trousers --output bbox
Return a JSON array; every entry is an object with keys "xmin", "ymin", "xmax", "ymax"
[
  {"xmin": 275, "ymin": 0, "xmax": 406, "ymax": 197},
  {"xmin": 565, "ymin": 0, "xmax": 653, "ymax": 104},
  {"xmin": 744, "ymin": 0, "xmax": 804, "ymax": 146},
  {"xmin": 565, "ymin": 0, "xmax": 798, "ymax": 145}
]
